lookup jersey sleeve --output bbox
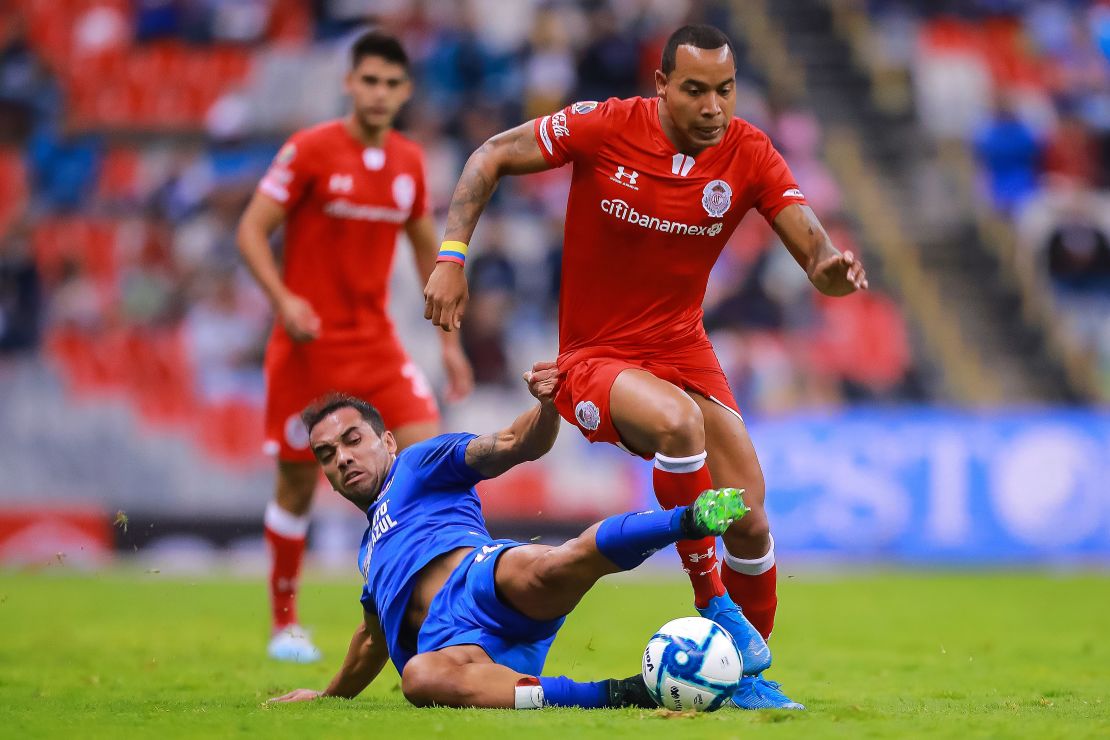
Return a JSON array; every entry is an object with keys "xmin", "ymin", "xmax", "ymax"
[
  {"xmin": 749, "ymin": 132, "xmax": 808, "ymax": 224},
  {"xmin": 533, "ymin": 99, "xmax": 616, "ymax": 167},
  {"xmin": 403, "ymin": 432, "xmax": 487, "ymax": 489},
  {"xmin": 258, "ymin": 134, "xmax": 315, "ymax": 210}
]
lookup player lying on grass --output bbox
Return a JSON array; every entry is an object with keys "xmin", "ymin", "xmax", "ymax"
[{"xmin": 269, "ymin": 362, "xmax": 750, "ymax": 708}]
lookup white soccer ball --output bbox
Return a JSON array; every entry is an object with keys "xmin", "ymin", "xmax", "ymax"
[{"xmin": 641, "ymin": 616, "xmax": 742, "ymax": 712}]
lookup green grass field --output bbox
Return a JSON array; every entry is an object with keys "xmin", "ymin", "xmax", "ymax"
[{"xmin": 1, "ymin": 569, "xmax": 1107, "ymax": 738}]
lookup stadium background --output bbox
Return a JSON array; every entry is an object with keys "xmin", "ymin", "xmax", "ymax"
[{"xmin": 0, "ymin": 0, "xmax": 1108, "ymax": 576}]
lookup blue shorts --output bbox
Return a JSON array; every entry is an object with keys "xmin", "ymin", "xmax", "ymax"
[{"xmin": 416, "ymin": 539, "xmax": 565, "ymax": 676}]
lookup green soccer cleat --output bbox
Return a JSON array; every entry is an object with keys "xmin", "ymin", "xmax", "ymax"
[{"xmin": 682, "ymin": 487, "xmax": 751, "ymax": 539}]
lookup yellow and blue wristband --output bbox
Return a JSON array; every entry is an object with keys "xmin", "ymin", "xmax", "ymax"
[{"xmin": 437, "ymin": 240, "xmax": 468, "ymax": 267}]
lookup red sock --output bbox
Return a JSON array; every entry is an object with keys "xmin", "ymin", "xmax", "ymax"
[
  {"xmin": 653, "ymin": 451, "xmax": 727, "ymax": 609},
  {"xmin": 721, "ymin": 537, "xmax": 778, "ymax": 640},
  {"xmin": 264, "ymin": 502, "xmax": 309, "ymax": 632}
]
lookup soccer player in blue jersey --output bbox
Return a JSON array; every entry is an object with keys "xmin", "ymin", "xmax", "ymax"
[{"xmin": 268, "ymin": 361, "xmax": 750, "ymax": 709}]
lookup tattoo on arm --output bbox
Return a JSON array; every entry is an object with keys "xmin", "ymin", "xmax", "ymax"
[
  {"xmin": 443, "ymin": 153, "xmax": 497, "ymax": 244},
  {"xmin": 464, "ymin": 433, "xmax": 500, "ymax": 472},
  {"xmin": 443, "ymin": 123, "xmax": 550, "ymax": 244}
]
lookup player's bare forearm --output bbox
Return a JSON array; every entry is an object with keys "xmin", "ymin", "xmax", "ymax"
[
  {"xmin": 772, "ymin": 204, "xmax": 868, "ymax": 296},
  {"xmin": 322, "ymin": 614, "xmax": 389, "ymax": 699},
  {"xmin": 464, "ymin": 361, "xmax": 560, "ymax": 477},
  {"xmin": 442, "ymin": 121, "xmax": 553, "ymax": 244},
  {"xmin": 236, "ymin": 193, "xmax": 289, "ymax": 306},
  {"xmin": 407, "ymin": 216, "xmax": 463, "ymax": 349},
  {"xmin": 465, "ymin": 402, "xmax": 561, "ymax": 479},
  {"xmin": 426, "ymin": 122, "xmax": 551, "ymax": 332}
]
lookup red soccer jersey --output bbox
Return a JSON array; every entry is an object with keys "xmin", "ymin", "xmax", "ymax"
[
  {"xmin": 258, "ymin": 120, "xmax": 428, "ymax": 344},
  {"xmin": 533, "ymin": 97, "xmax": 807, "ymax": 358}
]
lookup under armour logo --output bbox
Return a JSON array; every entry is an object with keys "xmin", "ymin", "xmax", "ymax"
[
  {"xmin": 687, "ymin": 546, "xmax": 716, "ymax": 563},
  {"xmin": 614, "ymin": 166, "xmax": 638, "ymax": 184},
  {"xmin": 610, "ymin": 165, "xmax": 640, "ymax": 190}
]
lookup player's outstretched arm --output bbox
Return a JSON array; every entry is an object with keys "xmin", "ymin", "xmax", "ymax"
[
  {"xmin": 463, "ymin": 361, "xmax": 561, "ymax": 478},
  {"xmin": 424, "ymin": 121, "xmax": 554, "ymax": 332},
  {"xmin": 772, "ymin": 204, "xmax": 869, "ymax": 296},
  {"xmin": 406, "ymin": 214, "xmax": 474, "ymax": 401},
  {"xmin": 237, "ymin": 192, "xmax": 322, "ymax": 342},
  {"xmin": 269, "ymin": 609, "xmax": 388, "ymax": 703}
]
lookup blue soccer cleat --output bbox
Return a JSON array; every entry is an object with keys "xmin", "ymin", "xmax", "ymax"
[
  {"xmin": 696, "ymin": 593, "xmax": 772, "ymax": 675},
  {"xmin": 730, "ymin": 674, "xmax": 805, "ymax": 710}
]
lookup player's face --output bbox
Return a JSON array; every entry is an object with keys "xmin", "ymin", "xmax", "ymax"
[
  {"xmin": 309, "ymin": 407, "xmax": 398, "ymax": 510},
  {"xmin": 345, "ymin": 55, "xmax": 412, "ymax": 131},
  {"xmin": 656, "ymin": 44, "xmax": 736, "ymax": 150}
]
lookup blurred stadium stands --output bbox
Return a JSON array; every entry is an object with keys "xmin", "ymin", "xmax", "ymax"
[{"xmin": 0, "ymin": 0, "xmax": 1106, "ymax": 567}]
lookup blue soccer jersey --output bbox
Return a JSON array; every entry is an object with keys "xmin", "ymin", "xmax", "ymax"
[{"xmin": 357, "ymin": 433, "xmax": 492, "ymax": 671}]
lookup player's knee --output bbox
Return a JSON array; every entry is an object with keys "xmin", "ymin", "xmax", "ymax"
[
  {"xmin": 652, "ymin": 397, "xmax": 704, "ymax": 454},
  {"xmin": 401, "ymin": 655, "xmax": 449, "ymax": 707},
  {"xmin": 724, "ymin": 507, "xmax": 770, "ymax": 545}
]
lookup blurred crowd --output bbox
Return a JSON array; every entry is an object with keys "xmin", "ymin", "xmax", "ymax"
[
  {"xmin": 0, "ymin": 0, "xmax": 923, "ymax": 467},
  {"xmin": 865, "ymin": 0, "xmax": 1110, "ymax": 392}
]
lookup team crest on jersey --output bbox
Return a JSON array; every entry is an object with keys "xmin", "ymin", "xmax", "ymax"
[
  {"xmin": 572, "ymin": 100, "xmax": 598, "ymax": 115},
  {"xmin": 275, "ymin": 143, "xmax": 296, "ymax": 165},
  {"xmin": 284, "ymin": 414, "xmax": 310, "ymax": 450},
  {"xmin": 575, "ymin": 401, "xmax": 601, "ymax": 431},
  {"xmin": 701, "ymin": 179, "xmax": 732, "ymax": 218}
]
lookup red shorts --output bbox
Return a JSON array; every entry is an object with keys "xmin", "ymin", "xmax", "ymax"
[
  {"xmin": 263, "ymin": 335, "xmax": 439, "ymax": 462},
  {"xmin": 553, "ymin": 343, "xmax": 742, "ymax": 458}
]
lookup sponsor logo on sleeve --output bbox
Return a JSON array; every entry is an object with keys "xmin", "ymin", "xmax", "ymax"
[
  {"xmin": 572, "ymin": 100, "xmax": 598, "ymax": 114},
  {"xmin": 275, "ymin": 142, "xmax": 296, "ymax": 165},
  {"xmin": 782, "ymin": 187, "xmax": 805, "ymax": 199},
  {"xmin": 538, "ymin": 115, "xmax": 554, "ymax": 155},
  {"xmin": 551, "ymin": 111, "xmax": 569, "ymax": 137},
  {"xmin": 701, "ymin": 179, "xmax": 733, "ymax": 217}
]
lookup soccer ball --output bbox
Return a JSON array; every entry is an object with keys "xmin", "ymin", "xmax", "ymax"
[{"xmin": 641, "ymin": 616, "xmax": 742, "ymax": 712}]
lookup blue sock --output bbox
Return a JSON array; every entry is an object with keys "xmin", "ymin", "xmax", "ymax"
[
  {"xmin": 538, "ymin": 676, "xmax": 608, "ymax": 708},
  {"xmin": 594, "ymin": 508, "xmax": 687, "ymax": 570}
]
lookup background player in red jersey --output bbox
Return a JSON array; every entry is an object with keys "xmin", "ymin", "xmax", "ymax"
[
  {"xmin": 238, "ymin": 31, "xmax": 473, "ymax": 663},
  {"xmin": 424, "ymin": 25, "xmax": 867, "ymax": 709}
]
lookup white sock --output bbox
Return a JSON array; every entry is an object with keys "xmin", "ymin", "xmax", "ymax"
[
  {"xmin": 264, "ymin": 501, "xmax": 310, "ymax": 539},
  {"xmin": 723, "ymin": 534, "xmax": 775, "ymax": 576},
  {"xmin": 653, "ymin": 451, "xmax": 707, "ymax": 473}
]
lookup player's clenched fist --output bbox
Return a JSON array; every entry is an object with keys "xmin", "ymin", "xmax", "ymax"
[
  {"xmin": 423, "ymin": 262, "xmax": 468, "ymax": 331},
  {"xmin": 524, "ymin": 360, "xmax": 559, "ymax": 404}
]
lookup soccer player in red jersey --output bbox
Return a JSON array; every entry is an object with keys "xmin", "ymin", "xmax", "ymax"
[
  {"xmin": 238, "ymin": 31, "xmax": 473, "ymax": 663},
  {"xmin": 424, "ymin": 25, "xmax": 867, "ymax": 709}
]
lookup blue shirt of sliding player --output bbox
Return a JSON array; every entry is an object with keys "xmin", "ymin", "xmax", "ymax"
[{"xmin": 357, "ymin": 432, "xmax": 491, "ymax": 672}]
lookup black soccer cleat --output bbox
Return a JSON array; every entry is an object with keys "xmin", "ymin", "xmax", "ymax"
[{"xmin": 607, "ymin": 674, "xmax": 657, "ymax": 708}]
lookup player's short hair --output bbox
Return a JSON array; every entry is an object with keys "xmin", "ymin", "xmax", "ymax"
[
  {"xmin": 301, "ymin": 392, "xmax": 387, "ymax": 438},
  {"xmin": 350, "ymin": 29, "xmax": 409, "ymax": 71},
  {"xmin": 661, "ymin": 24, "xmax": 736, "ymax": 76}
]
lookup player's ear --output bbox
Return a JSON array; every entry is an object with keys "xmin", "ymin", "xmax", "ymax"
[
  {"xmin": 380, "ymin": 430, "xmax": 398, "ymax": 455},
  {"xmin": 655, "ymin": 69, "xmax": 668, "ymax": 98},
  {"xmin": 343, "ymin": 69, "xmax": 355, "ymax": 97}
]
